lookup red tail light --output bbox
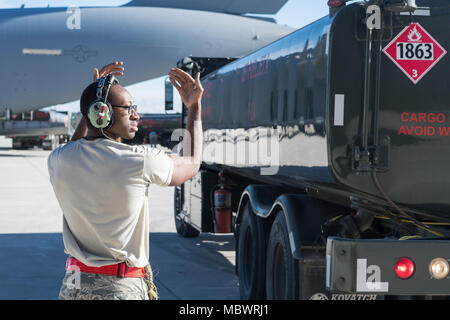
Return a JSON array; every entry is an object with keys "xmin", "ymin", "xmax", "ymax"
[{"xmin": 394, "ymin": 257, "xmax": 415, "ymax": 279}]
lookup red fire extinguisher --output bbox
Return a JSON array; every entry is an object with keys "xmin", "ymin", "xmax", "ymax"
[{"xmin": 212, "ymin": 185, "xmax": 232, "ymax": 233}]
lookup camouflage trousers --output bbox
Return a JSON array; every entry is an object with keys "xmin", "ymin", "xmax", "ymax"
[{"xmin": 58, "ymin": 271, "xmax": 151, "ymax": 300}]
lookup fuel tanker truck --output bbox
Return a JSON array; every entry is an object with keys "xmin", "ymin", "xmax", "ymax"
[{"xmin": 172, "ymin": 0, "xmax": 450, "ymax": 300}]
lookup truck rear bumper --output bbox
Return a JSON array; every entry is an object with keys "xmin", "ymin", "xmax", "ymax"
[{"xmin": 326, "ymin": 237, "xmax": 450, "ymax": 296}]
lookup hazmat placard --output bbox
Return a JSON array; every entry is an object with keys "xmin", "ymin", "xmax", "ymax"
[{"xmin": 383, "ymin": 23, "xmax": 447, "ymax": 84}]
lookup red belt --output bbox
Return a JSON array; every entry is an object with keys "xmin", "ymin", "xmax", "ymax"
[{"xmin": 66, "ymin": 257, "xmax": 146, "ymax": 278}]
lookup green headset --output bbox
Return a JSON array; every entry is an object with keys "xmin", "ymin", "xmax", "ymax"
[{"xmin": 87, "ymin": 74, "xmax": 119, "ymax": 130}]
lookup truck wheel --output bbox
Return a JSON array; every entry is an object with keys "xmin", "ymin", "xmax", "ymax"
[
  {"xmin": 174, "ymin": 184, "xmax": 199, "ymax": 238},
  {"xmin": 237, "ymin": 202, "xmax": 266, "ymax": 300},
  {"xmin": 265, "ymin": 211, "xmax": 299, "ymax": 300}
]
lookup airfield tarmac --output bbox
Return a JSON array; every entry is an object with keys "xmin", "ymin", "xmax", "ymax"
[{"xmin": 0, "ymin": 136, "xmax": 239, "ymax": 300}]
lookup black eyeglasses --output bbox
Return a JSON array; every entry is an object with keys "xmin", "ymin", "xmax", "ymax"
[{"xmin": 112, "ymin": 105, "xmax": 138, "ymax": 115}]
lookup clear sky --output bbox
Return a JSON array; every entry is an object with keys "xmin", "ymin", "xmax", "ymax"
[{"xmin": 1, "ymin": 0, "xmax": 332, "ymax": 114}]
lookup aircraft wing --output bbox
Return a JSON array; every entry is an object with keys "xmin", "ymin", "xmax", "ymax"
[{"xmin": 122, "ymin": 0, "xmax": 288, "ymax": 15}]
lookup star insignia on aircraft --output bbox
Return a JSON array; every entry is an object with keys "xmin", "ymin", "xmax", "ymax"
[{"xmin": 63, "ymin": 45, "xmax": 98, "ymax": 63}]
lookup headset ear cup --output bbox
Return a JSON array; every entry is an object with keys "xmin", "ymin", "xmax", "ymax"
[
  {"xmin": 103, "ymin": 102, "xmax": 114, "ymax": 130},
  {"xmin": 87, "ymin": 101, "xmax": 113, "ymax": 129}
]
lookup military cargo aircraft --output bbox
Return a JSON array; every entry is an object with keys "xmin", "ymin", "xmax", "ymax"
[{"xmin": 0, "ymin": 0, "xmax": 295, "ymax": 115}]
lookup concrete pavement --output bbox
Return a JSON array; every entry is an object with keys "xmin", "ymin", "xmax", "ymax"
[{"xmin": 0, "ymin": 136, "xmax": 239, "ymax": 300}]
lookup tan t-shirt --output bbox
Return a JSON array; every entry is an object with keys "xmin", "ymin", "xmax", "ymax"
[{"xmin": 47, "ymin": 138, "xmax": 174, "ymax": 267}]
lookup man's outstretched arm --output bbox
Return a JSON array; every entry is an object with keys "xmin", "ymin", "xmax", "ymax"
[{"xmin": 167, "ymin": 68, "xmax": 203, "ymax": 186}]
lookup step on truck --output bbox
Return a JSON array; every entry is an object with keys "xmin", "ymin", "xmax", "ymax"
[{"xmin": 172, "ymin": 0, "xmax": 450, "ymax": 300}]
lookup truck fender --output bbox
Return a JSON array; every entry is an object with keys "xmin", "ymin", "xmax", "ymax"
[
  {"xmin": 267, "ymin": 194, "xmax": 346, "ymax": 259},
  {"xmin": 235, "ymin": 184, "xmax": 285, "ymax": 225},
  {"xmin": 234, "ymin": 184, "xmax": 286, "ymax": 281}
]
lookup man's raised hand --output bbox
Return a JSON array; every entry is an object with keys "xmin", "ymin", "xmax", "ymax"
[
  {"xmin": 93, "ymin": 61, "xmax": 125, "ymax": 82},
  {"xmin": 168, "ymin": 68, "xmax": 204, "ymax": 109}
]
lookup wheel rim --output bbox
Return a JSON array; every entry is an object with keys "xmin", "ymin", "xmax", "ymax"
[{"xmin": 273, "ymin": 243, "xmax": 286, "ymax": 299}]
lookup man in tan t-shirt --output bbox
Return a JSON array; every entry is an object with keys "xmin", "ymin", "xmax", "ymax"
[{"xmin": 48, "ymin": 62, "xmax": 203, "ymax": 300}]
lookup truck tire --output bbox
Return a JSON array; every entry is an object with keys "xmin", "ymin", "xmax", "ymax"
[
  {"xmin": 174, "ymin": 184, "xmax": 199, "ymax": 238},
  {"xmin": 237, "ymin": 202, "xmax": 266, "ymax": 300},
  {"xmin": 265, "ymin": 211, "xmax": 299, "ymax": 300}
]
